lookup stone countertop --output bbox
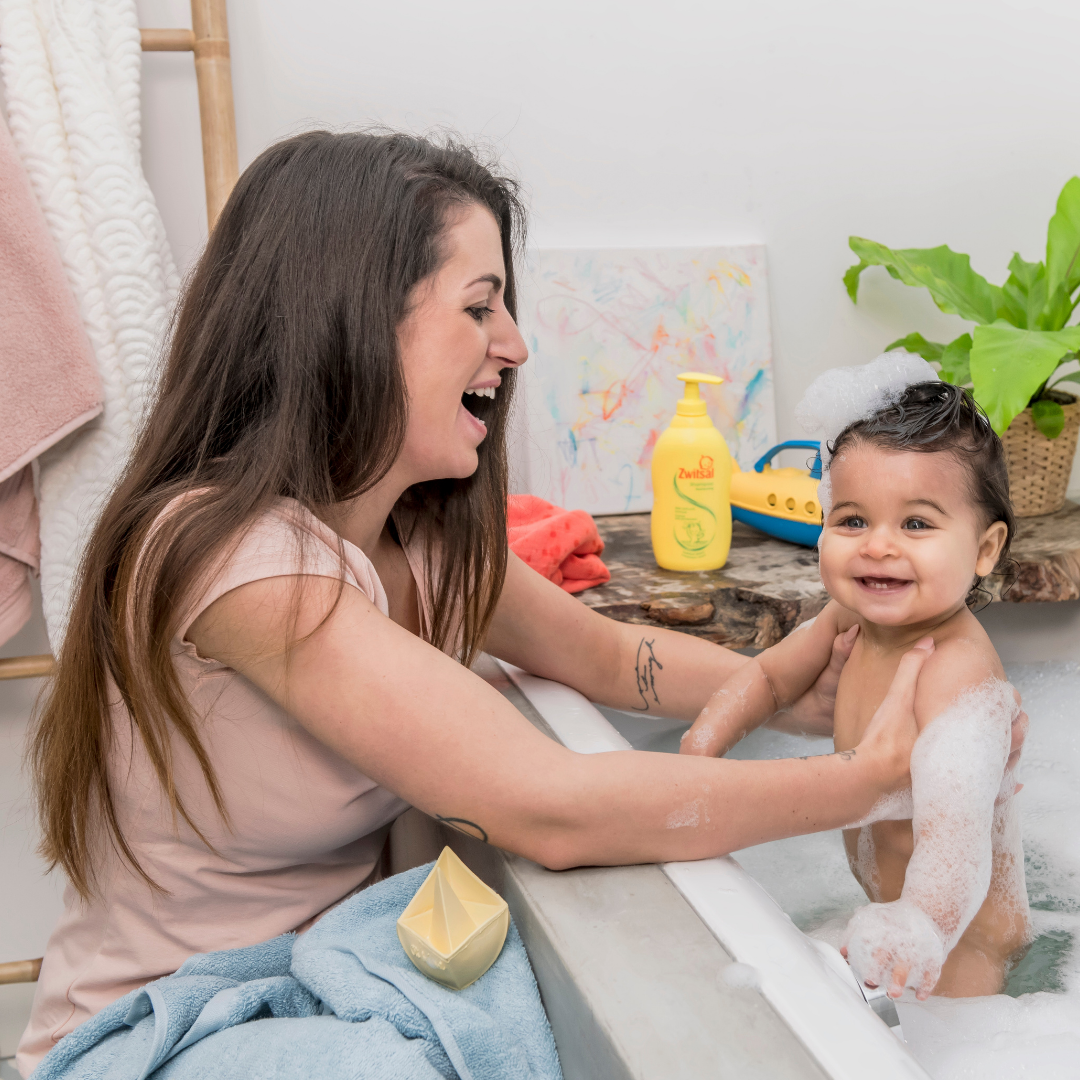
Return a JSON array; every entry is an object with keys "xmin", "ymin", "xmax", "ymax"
[
  {"xmin": 990, "ymin": 500, "xmax": 1080, "ymax": 603},
  {"xmin": 578, "ymin": 502, "xmax": 1080, "ymax": 650}
]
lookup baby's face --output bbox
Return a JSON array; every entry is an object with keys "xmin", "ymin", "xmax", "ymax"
[{"xmin": 819, "ymin": 443, "xmax": 1006, "ymax": 629}]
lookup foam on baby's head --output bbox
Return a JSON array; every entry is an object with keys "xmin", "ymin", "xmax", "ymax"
[
  {"xmin": 795, "ymin": 351, "xmax": 939, "ymax": 517},
  {"xmin": 796, "ymin": 352, "xmax": 1015, "ymax": 593}
]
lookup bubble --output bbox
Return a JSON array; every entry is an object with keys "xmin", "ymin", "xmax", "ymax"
[
  {"xmin": 842, "ymin": 680, "xmax": 1022, "ymax": 997},
  {"xmin": 730, "ymin": 661, "xmax": 1080, "ymax": 1079},
  {"xmin": 794, "ymin": 351, "xmax": 939, "ymax": 516},
  {"xmin": 720, "ymin": 962, "xmax": 761, "ymax": 990}
]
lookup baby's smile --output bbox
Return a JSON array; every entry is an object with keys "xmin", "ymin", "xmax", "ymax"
[
  {"xmin": 856, "ymin": 575, "xmax": 913, "ymax": 594},
  {"xmin": 818, "ymin": 443, "xmax": 998, "ymax": 634}
]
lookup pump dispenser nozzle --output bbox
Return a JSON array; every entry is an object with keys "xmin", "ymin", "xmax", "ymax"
[{"xmin": 676, "ymin": 371, "xmax": 724, "ymax": 416}]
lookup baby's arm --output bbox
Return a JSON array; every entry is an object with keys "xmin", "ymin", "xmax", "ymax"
[
  {"xmin": 680, "ymin": 601, "xmax": 856, "ymax": 758},
  {"xmin": 842, "ymin": 647, "xmax": 1015, "ymax": 999}
]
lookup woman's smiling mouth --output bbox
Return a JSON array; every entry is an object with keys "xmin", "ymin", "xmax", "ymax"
[
  {"xmin": 459, "ymin": 388, "xmax": 493, "ymax": 439},
  {"xmin": 460, "ymin": 382, "xmax": 498, "ymax": 438}
]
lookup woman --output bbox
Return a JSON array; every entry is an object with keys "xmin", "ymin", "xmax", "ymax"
[{"xmin": 17, "ymin": 131, "xmax": 1002, "ymax": 1073}]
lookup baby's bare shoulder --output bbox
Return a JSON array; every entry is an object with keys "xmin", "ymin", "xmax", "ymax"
[{"xmin": 914, "ymin": 618, "xmax": 1007, "ymax": 731}]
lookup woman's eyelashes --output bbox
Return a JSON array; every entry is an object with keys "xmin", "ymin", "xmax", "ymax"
[{"xmin": 466, "ymin": 304, "xmax": 495, "ymax": 322}]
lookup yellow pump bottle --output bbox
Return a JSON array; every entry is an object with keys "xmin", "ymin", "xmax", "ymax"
[{"xmin": 650, "ymin": 372, "xmax": 733, "ymax": 571}]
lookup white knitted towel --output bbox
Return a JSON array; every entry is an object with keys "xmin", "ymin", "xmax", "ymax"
[{"xmin": 0, "ymin": 0, "xmax": 179, "ymax": 648}]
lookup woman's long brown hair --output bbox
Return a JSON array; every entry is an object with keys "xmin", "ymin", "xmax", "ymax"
[{"xmin": 29, "ymin": 131, "xmax": 526, "ymax": 900}]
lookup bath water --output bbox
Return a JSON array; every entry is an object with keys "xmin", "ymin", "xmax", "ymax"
[{"xmin": 600, "ymin": 660, "xmax": 1080, "ymax": 1080}]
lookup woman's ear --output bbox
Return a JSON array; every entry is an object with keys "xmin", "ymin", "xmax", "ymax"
[{"xmin": 975, "ymin": 520, "xmax": 1009, "ymax": 577}]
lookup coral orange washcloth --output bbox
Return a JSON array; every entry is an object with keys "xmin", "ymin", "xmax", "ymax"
[{"xmin": 508, "ymin": 495, "xmax": 611, "ymax": 594}]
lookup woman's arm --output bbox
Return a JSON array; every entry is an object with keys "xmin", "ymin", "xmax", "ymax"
[
  {"xmin": 188, "ymin": 574, "xmax": 925, "ymax": 870},
  {"xmin": 486, "ymin": 553, "xmax": 854, "ymax": 728},
  {"xmin": 484, "ymin": 553, "xmax": 745, "ymax": 720}
]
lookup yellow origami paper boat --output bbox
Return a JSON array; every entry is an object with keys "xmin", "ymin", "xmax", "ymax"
[{"xmin": 396, "ymin": 847, "xmax": 510, "ymax": 990}]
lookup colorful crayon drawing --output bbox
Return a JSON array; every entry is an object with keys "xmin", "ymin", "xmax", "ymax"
[{"xmin": 521, "ymin": 246, "xmax": 775, "ymax": 515}]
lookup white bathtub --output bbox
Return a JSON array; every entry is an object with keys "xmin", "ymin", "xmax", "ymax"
[{"xmin": 494, "ymin": 660, "xmax": 930, "ymax": 1080}]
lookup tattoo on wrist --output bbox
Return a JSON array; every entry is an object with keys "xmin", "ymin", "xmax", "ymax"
[
  {"xmin": 632, "ymin": 637, "xmax": 663, "ymax": 711},
  {"xmin": 436, "ymin": 816, "xmax": 489, "ymax": 843}
]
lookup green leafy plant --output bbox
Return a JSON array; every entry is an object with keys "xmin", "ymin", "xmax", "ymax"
[{"xmin": 844, "ymin": 177, "xmax": 1080, "ymax": 438}]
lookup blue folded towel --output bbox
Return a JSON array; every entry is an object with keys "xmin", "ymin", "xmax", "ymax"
[{"xmin": 32, "ymin": 862, "xmax": 562, "ymax": 1080}]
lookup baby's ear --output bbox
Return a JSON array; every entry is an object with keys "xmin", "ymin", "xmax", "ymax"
[{"xmin": 975, "ymin": 520, "xmax": 1008, "ymax": 577}]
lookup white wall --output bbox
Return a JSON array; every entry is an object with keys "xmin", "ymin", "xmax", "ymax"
[{"xmin": 137, "ymin": 0, "xmax": 1080, "ymax": 488}]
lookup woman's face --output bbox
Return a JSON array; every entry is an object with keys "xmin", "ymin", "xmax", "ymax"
[{"xmin": 395, "ymin": 203, "xmax": 528, "ymax": 483}]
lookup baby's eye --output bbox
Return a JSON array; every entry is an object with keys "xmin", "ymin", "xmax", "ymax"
[
  {"xmin": 839, "ymin": 515, "xmax": 867, "ymax": 529},
  {"xmin": 903, "ymin": 517, "xmax": 933, "ymax": 531}
]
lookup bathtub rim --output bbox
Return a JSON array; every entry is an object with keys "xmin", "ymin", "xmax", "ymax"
[{"xmin": 495, "ymin": 659, "xmax": 931, "ymax": 1080}]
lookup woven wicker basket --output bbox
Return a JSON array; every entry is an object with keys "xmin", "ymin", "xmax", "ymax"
[{"xmin": 1000, "ymin": 400, "xmax": 1080, "ymax": 517}]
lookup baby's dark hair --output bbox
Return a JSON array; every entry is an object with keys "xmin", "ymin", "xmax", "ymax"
[{"xmin": 829, "ymin": 381, "xmax": 1014, "ymax": 605}]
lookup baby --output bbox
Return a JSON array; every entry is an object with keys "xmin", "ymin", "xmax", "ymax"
[{"xmin": 681, "ymin": 373, "xmax": 1030, "ymax": 1000}]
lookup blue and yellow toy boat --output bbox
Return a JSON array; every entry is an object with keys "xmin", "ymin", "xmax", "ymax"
[{"xmin": 730, "ymin": 440, "xmax": 823, "ymax": 547}]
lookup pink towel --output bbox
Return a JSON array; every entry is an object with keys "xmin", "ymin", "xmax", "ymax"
[
  {"xmin": 0, "ymin": 113, "xmax": 101, "ymax": 645},
  {"xmin": 508, "ymin": 494, "xmax": 611, "ymax": 594}
]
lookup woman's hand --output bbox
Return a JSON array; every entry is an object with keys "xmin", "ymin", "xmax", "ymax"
[
  {"xmin": 853, "ymin": 653, "xmax": 1028, "ymax": 820},
  {"xmin": 773, "ymin": 624, "xmax": 860, "ymax": 736},
  {"xmin": 853, "ymin": 637, "xmax": 934, "ymax": 793}
]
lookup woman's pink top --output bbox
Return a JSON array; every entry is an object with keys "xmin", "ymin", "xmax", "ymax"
[{"xmin": 17, "ymin": 501, "xmax": 441, "ymax": 1076}]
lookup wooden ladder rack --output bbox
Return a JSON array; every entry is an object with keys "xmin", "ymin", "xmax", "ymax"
[
  {"xmin": 0, "ymin": 0, "xmax": 239, "ymax": 987},
  {"xmin": 0, "ymin": 0, "xmax": 238, "ymax": 692},
  {"xmin": 141, "ymin": 0, "xmax": 239, "ymax": 228}
]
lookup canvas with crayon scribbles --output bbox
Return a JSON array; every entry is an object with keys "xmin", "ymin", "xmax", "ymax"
[{"xmin": 521, "ymin": 246, "xmax": 776, "ymax": 515}]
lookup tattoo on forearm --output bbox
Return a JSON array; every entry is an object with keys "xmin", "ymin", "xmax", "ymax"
[
  {"xmin": 436, "ymin": 816, "xmax": 489, "ymax": 843},
  {"xmin": 837, "ymin": 749, "xmax": 855, "ymax": 761},
  {"xmin": 632, "ymin": 637, "xmax": 663, "ymax": 711}
]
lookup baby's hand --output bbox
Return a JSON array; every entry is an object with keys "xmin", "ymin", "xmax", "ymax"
[{"xmin": 840, "ymin": 899, "xmax": 945, "ymax": 1001}]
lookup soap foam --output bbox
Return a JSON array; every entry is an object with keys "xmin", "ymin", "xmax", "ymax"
[
  {"xmin": 666, "ymin": 799, "xmax": 704, "ymax": 829},
  {"xmin": 730, "ymin": 661, "xmax": 1080, "ymax": 1080},
  {"xmin": 843, "ymin": 680, "xmax": 1022, "ymax": 996},
  {"xmin": 895, "ymin": 992, "xmax": 1080, "ymax": 1078},
  {"xmin": 853, "ymin": 824, "xmax": 883, "ymax": 902},
  {"xmin": 845, "ymin": 899, "xmax": 948, "ymax": 995},
  {"xmin": 720, "ymin": 962, "xmax": 761, "ymax": 990},
  {"xmin": 794, "ymin": 351, "xmax": 939, "ymax": 515},
  {"xmin": 683, "ymin": 680, "xmax": 755, "ymax": 755},
  {"xmin": 847, "ymin": 786, "xmax": 915, "ymax": 829}
]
